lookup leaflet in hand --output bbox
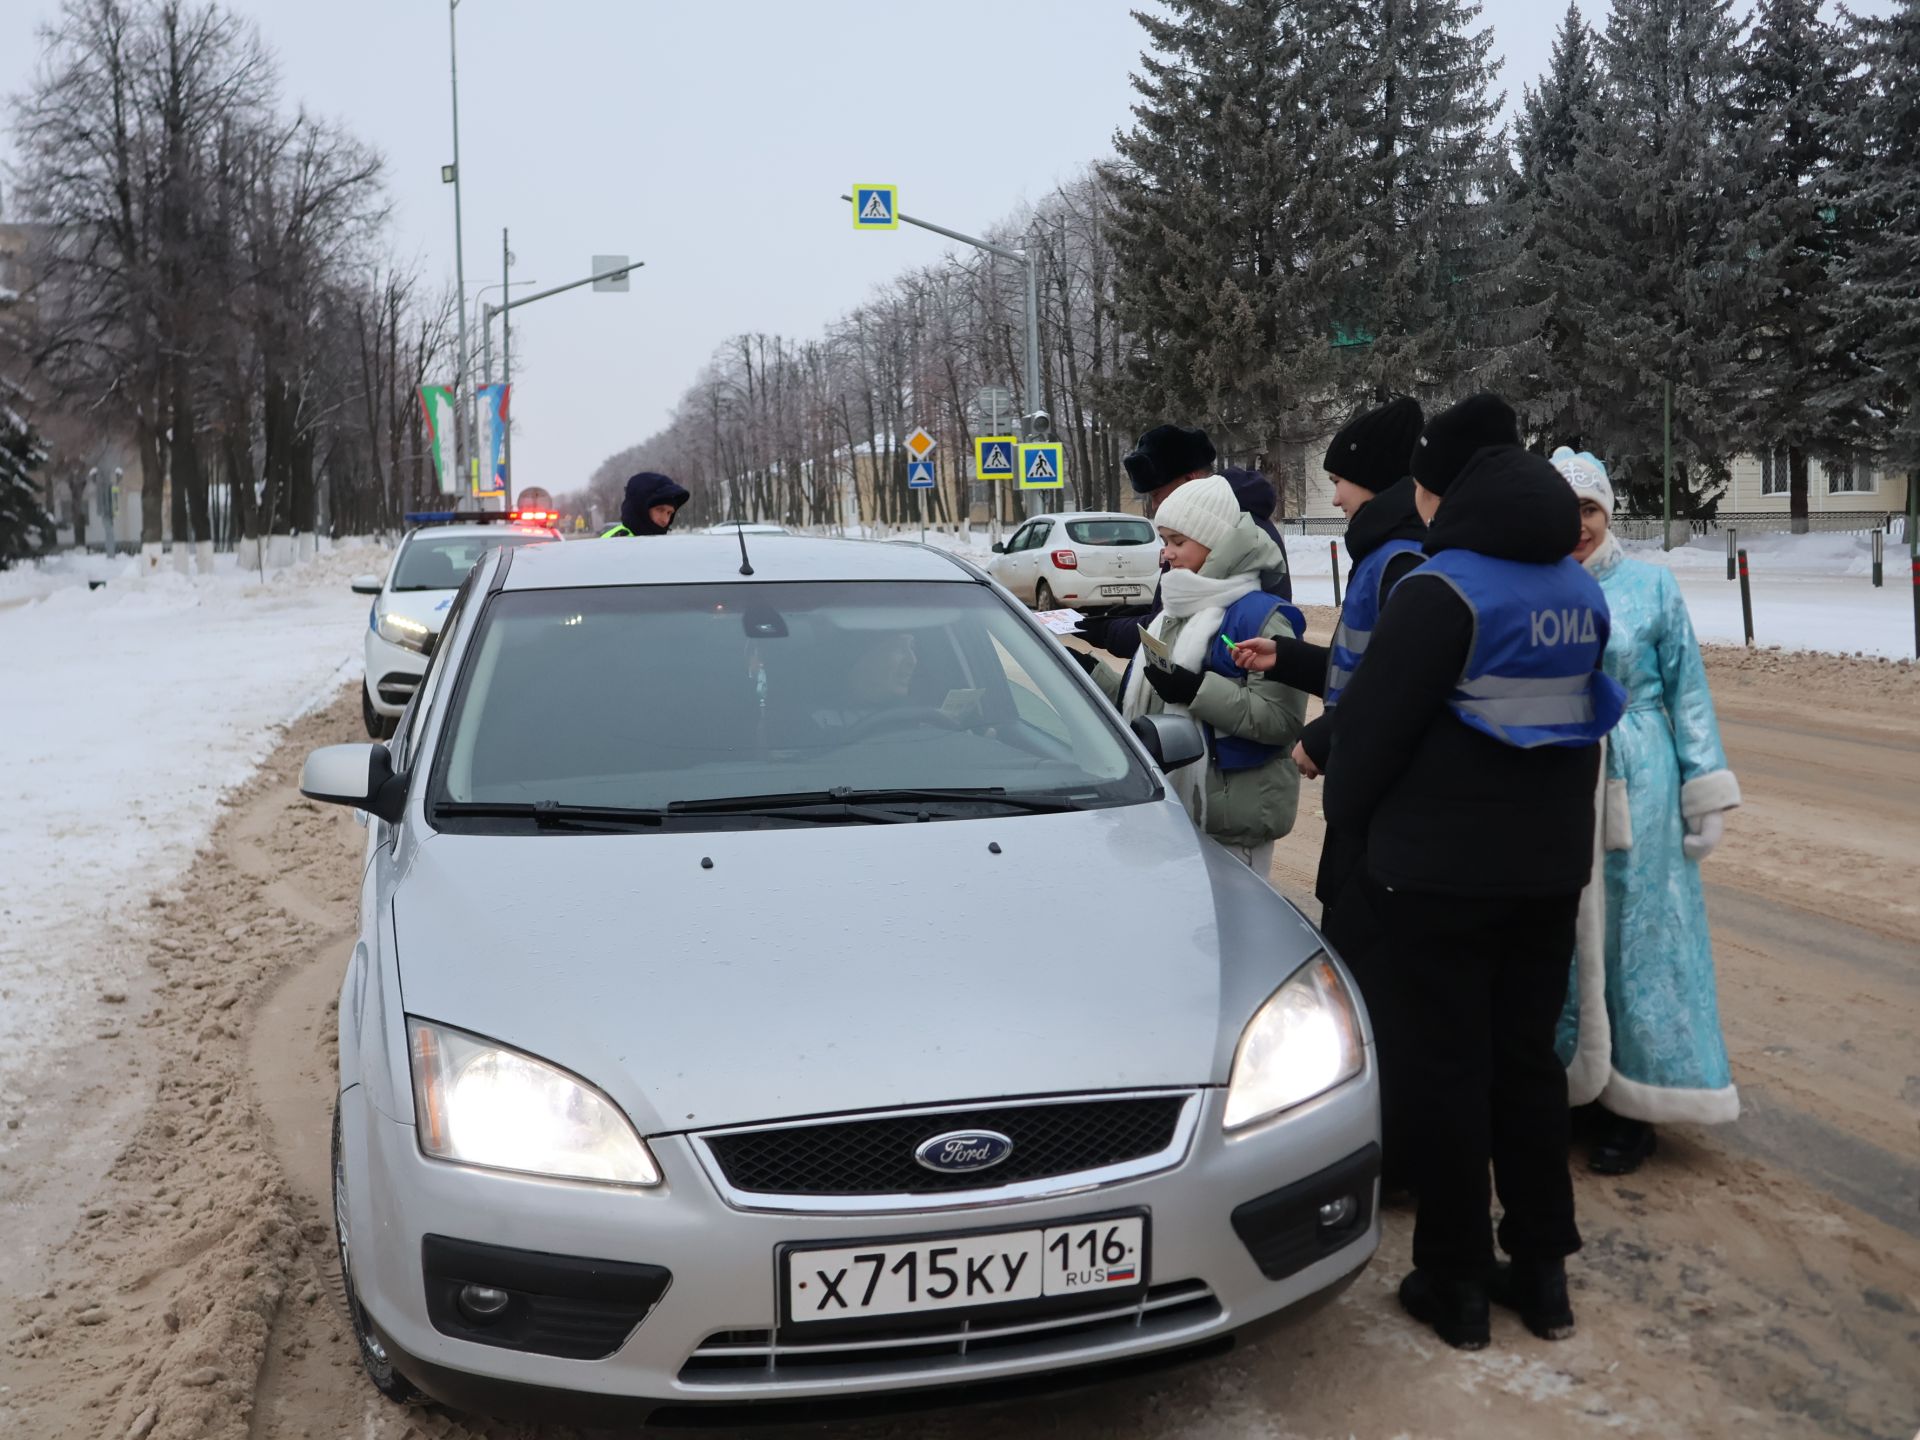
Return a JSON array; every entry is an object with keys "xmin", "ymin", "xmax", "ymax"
[
  {"xmin": 1135, "ymin": 626, "xmax": 1175, "ymax": 671},
  {"xmin": 1034, "ymin": 608, "xmax": 1086, "ymax": 636}
]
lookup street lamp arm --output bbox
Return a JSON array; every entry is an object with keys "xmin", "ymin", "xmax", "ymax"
[
  {"xmin": 497, "ymin": 260, "xmax": 645, "ymax": 315},
  {"xmin": 837, "ymin": 195, "xmax": 1027, "ymax": 264}
]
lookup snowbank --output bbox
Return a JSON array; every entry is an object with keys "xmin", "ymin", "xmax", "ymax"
[{"xmin": 0, "ymin": 541, "xmax": 387, "ymax": 1102}]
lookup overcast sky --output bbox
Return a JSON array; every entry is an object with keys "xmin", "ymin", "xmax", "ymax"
[{"xmin": 0, "ymin": 1, "xmax": 1890, "ymax": 496}]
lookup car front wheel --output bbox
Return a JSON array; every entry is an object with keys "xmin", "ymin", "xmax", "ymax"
[
  {"xmin": 333, "ymin": 1100, "xmax": 418, "ymax": 1405},
  {"xmin": 361, "ymin": 684, "xmax": 396, "ymax": 741}
]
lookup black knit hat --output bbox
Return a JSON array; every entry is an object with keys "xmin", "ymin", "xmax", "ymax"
[
  {"xmin": 1411, "ymin": 393, "xmax": 1521, "ymax": 496},
  {"xmin": 1323, "ymin": 395, "xmax": 1424, "ymax": 494},
  {"xmin": 1123, "ymin": 424, "xmax": 1216, "ymax": 495}
]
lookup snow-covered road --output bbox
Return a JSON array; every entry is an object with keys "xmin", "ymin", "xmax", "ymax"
[{"xmin": 0, "ymin": 544, "xmax": 383, "ymax": 1105}]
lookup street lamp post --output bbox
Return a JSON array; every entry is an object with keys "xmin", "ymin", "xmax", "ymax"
[
  {"xmin": 481, "ymin": 254, "xmax": 642, "ymax": 498},
  {"xmin": 445, "ymin": 0, "xmax": 474, "ymax": 501}
]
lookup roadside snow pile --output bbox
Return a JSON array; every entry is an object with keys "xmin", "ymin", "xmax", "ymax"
[
  {"xmin": 1625, "ymin": 532, "xmax": 1914, "ymax": 659},
  {"xmin": 0, "ymin": 540, "xmax": 387, "ymax": 1100}
]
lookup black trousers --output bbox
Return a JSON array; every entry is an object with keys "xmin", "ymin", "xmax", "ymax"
[
  {"xmin": 1320, "ymin": 871, "xmax": 1412, "ymax": 1190},
  {"xmin": 1373, "ymin": 885, "xmax": 1583, "ymax": 1278}
]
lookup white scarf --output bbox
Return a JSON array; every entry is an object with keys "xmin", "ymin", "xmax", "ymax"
[{"xmin": 1120, "ymin": 568, "xmax": 1262, "ymax": 826}]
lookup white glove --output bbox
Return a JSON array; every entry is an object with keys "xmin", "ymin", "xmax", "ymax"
[{"xmin": 1682, "ymin": 810, "xmax": 1725, "ymax": 863}]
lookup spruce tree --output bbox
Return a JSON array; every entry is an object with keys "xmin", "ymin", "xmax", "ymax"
[
  {"xmin": 0, "ymin": 380, "xmax": 54, "ymax": 570},
  {"xmin": 1826, "ymin": 0, "xmax": 1920, "ymax": 485},
  {"xmin": 1508, "ymin": 3, "xmax": 1602, "ymax": 440},
  {"xmin": 1107, "ymin": 0, "xmax": 1354, "ymax": 471},
  {"xmin": 1528, "ymin": 0, "xmax": 1749, "ymax": 515},
  {"xmin": 1730, "ymin": 0, "xmax": 1866, "ymax": 531},
  {"xmin": 1335, "ymin": 0, "xmax": 1509, "ymax": 396}
]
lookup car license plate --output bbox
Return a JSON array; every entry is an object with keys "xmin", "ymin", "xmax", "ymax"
[
  {"xmin": 782, "ymin": 1214, "xmax": 1147, "ymax": 1326},
  {"xmin": 1101, "ymin": 584, "xmax": 1143, "ymax": 597}
]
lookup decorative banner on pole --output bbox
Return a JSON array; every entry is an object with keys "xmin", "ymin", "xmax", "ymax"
[
  {"xmin": 472, "ymin": 384, "xmax": 510, "ymax": 498},
  {"xmin": 974, "ymin": 435, "xmax": 1017, "ymax": 481},
  {"xmin": 417, "ymin": 384, "xmax": 459, "ymax": 495},
  {"xmin": 1018, "ymin": 442, "xmax": 1064, "ymax": 490}
]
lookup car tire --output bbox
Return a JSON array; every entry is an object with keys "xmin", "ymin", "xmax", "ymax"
[
  {"xmin": 333, "ymin": 1100, "xmax": 420, "ymax": 1406},
  {"xmin": 361, "ymin": 684, "xmax": 396, "ymax": 741},
  {"xmin": 1035, "ymin": 579, "xmax": 1056, "ymax": 610}
]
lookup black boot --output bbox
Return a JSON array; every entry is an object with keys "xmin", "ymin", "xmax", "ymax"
[
  {"xmin": 1489, "ymin": 1258, "xmax": 1576, "ymax": 1340},
  {"xmin": 1589, "ymin": 1112, "xmax": 1656, "ymax": 1176},
  {"xmin": 1397, "ymin": 1269, "xmax": 1490, "ymax": 1350}
]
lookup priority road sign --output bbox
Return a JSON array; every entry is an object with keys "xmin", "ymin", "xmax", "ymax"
[
  {"xmin": 975, "ymin": 435, "xmax": 1017, "ymax": 481},
  {"xmin": 907, "ymin": 459, "xmax": 936, "ymax": 489},
  {"xmin": 1018, "ymin": 442, "xmax": 1064, "ymax": 490},
  {"xmin": 904, "ymin": 426, "xmax": 937, "ymax": 460},
  {"xmin": 853, "ymin": 185, "xmax": 898, "ymax": 230}
]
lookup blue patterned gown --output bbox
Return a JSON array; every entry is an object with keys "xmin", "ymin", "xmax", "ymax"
[{"xmin": 1555, "ymin": 540, "xmax": 1742, "ymax": 1124}]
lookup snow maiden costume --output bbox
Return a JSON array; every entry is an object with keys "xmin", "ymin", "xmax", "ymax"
[{"xmin": 1549, "ymin": 450, "xmax": 1742, "ymax": 1135}]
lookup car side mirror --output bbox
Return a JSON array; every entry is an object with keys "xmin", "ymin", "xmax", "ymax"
[
  {"xmin": 351, "ymin": 574, "xmax": 382, "ymax": 595},
  {"xmin": 1130, "ymin": 714, "xmax": 1206, "ymax": 772},
  {"xmin": 301, "ymin": 743, "xmax": 408, "ymax": 824},
  {"xmin": 990, "ymin": 542, "xmax": 1005, "ymax": 554}
]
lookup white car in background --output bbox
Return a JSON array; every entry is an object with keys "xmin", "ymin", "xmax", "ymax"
[
  {"xmin": 985, "ymin": 512, "xmax": 1162, "ymax": 612},
  {"xmin": 353, "ymin": 514, "xmax": 561, "ymax": 737}
]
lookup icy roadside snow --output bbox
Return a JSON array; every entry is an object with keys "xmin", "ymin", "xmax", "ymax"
[{"xmin": 0, "ymin": 541, "xmax": 387, "ymax": 1104}]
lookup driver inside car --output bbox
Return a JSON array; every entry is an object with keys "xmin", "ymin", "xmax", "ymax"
[{"xmin": 812, "ymin": 631, "xmax": 918, "ymax": 735}]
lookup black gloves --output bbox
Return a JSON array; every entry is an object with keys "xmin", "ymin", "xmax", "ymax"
[
  {"xmin": 1075, "ymin": 613, "xmax": 1112, "ymax": 650},
  {"xmin": 1143, "ymin": 663, "xmax": 1203, "ymax": 706},
  {"xmin": 1068, "ymin": 648, "xmax": 1102, "ymax": 676}
]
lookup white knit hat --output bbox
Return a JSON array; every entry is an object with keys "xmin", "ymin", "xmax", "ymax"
[
  {"xmin": 1152, "ymin": 474, "xmax": 1239, "ymax": 553},
  {"xmin": 1550, "ymin": 446, "xmax": 1614, "ymax": 513}
]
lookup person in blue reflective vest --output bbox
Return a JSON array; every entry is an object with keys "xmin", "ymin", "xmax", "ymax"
[
  {"xmin": 601, "ymin": 472, "xmax": 690, "ymax": 537},
  {"xmin": 1081, "ymin": 475, "xmax": 1309, "ymax": 872},
  {"xmin": 1323, "ymin": 393, "xmax": 1626, "ymax": 1351},
  {"xmin": 1226, "ymin": 392, "xmax": 1427, "ymax": 1187}
]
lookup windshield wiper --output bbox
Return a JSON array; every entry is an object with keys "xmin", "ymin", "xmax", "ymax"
[
  {"xmin": 433, "ymin": 800, "xmax": 668, "ymax": 831},
  {"xmin": 669, "ymin": 787, "xmax": 1089, "ymax": 817}
]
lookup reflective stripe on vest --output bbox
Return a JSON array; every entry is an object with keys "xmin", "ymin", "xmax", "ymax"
[
  {"xmin": 1325, "ymin": 538, "xmax": 1424, "ymax": 709},
  {"xmin": 601, "ymin": 523, "xmax": 633, "ymax": 538},
  {"xmin": 1417, "ymin": 550, "xmax": 1626, "ymax": 750}
]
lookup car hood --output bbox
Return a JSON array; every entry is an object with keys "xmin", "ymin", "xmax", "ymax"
[
  {"xmin": 392, "ymin": 802, "xmax": 1324, "ymax": 1134},
  {"xmin": 380, "ymin": 587, "xmax": 459, "ymax": 632}
]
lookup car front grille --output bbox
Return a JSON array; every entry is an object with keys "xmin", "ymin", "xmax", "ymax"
[
  {"xmin": 678, "ymin": 1279, "xmax": 1219, "ymax": 1385},
  {"xmin": 701, "ymin": 1095, "xmax": 1190, "ymax": 1198}
]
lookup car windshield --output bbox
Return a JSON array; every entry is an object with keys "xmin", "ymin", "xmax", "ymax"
[
  {"xmin": 427, "ymin": 580, "xmax": 1155, "ymax": 824},
  {"xmin": 1065, "ymin": 518, "xmax": 1155, "ymax": 546},
  {"xmin": 392, "ymin": 532, "xmax": 553, "ymax": 592}
]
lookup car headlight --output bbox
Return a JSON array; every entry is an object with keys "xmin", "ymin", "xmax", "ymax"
[
  {"xmin": 408, "ymin": 1020, "xmax": 661, "ymax": 1186},
  {"xmin": 1222, "ymin": 955, "xmax": 1365, "ymax": 1131},
  {"xmin": 376, "ymin": 610, "xmax": 432, "ymax": 653}
]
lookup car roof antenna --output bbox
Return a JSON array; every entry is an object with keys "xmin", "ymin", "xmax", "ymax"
[{"xmin": 734, "ymin": 520, "xmax": 754, "ymax": 577}]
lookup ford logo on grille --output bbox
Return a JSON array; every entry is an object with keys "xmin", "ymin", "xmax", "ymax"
[{"xmin": 914, "ymin": 1129, "xmax": 1014, "ymax": 1174}]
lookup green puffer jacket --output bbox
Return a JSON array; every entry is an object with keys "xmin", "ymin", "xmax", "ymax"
[{"xmin": 1091, "ymin": 518, "xmax": 1307, "ymax": 848}]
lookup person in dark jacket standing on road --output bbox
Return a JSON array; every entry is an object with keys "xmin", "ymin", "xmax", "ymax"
[
  {"xmin": 1324, "ymin": 393, "xmax": 1625, "ymax": 1351},
  {"xmin": 601, "ymin": 471, "xmax": 690, "ymax": 537},
  {"xmin": 1227, "ymin": 392, "xmax": 1425, "ymax": 1184},
  {"xmin": 1077, "ymin": 425, "xmax": 1293, "ymax": 654}
]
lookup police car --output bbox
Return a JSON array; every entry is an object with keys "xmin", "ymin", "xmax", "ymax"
[{"xmin": 352, "ymin": 511, "xmax": 561, "ymax": 737}]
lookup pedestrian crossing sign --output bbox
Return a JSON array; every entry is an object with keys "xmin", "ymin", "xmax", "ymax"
[
  {"xmin": 907, "ymin": 459, "xmax": 935, "ymax": 489},
  {"xmin": 975, "ymin": 435, "xmax": 1017, "ymax": 481},
  {"xmin": 1018, "ymin": 442, "xmax": 1064, "ymax": 490},
  {"xmin": 853, "ymin": 185, "xmax": 898, "ymax": 230}
]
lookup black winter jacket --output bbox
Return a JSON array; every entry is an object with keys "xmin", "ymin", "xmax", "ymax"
[{"xmin": 1322, "ymin": 447, "xmax": 1604, "ymax": 900}]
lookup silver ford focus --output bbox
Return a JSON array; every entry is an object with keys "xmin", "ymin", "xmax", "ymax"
[{"xmin": 301, "ymin": 534, "xmax": 1380, "ymax": 1426}]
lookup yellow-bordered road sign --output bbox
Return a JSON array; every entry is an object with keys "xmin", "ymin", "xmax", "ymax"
[
  {"xmin": 1018, "ymin": 442, "xmax": 1065, "ymax": 490},
  {"xmin": 974, "ymin": 435, "xmax": 1017, "ymax": 480},
  {"xmin": 853, "ymin": 185, "xmax": 898, "ymax": 229}
]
